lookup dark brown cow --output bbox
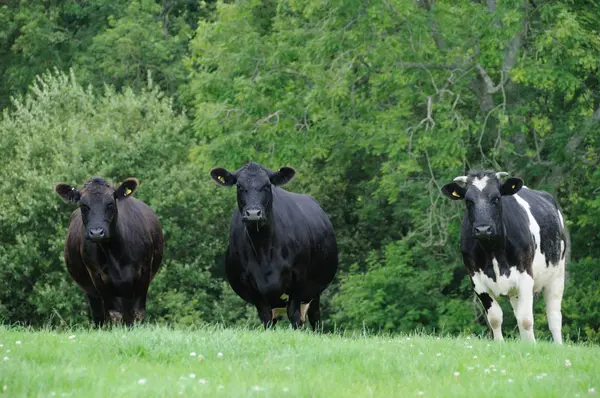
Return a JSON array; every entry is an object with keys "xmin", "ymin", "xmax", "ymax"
[{"xmin": 54, "ymin": 177, "xmax": 164, "ymax": 326}]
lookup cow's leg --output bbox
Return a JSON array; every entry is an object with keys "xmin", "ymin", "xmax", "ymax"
[
  {"xmin": 103, "ymin": 296, "xmax": 123, "ymax": 326},
  {"xmin": 133, "ymin": 282, "xmax": 151, "ymax": 324},
  {"xmin": 477, "ymin": 292, "xmax": 504, "ymax": 341},
  {"xmin": 306, "ymin": 295, "xmax": 321, "ymax": 331},
  {"xmin": 86, "ymin": 293, "xmax": 106, "ymax": 327},
  {"xmin": 509, "ymin": 295, "xmax": 524, "ymax": 338},
  {"xmin": 515, "ymin": 273, "xmax": 536, "ymax": 342},
  {"xmin": 287, "ymin": 296, "xmax": 303, "ymax": 329},
  {"xmin": 256, "ymin": 303, "xmax": 274, "ymax": 329},
  {"xmin": 544, "ymin": 274, "xmax": 564, "ymax": 344},
  {"xmin": 120, "ymin": 296, "xmax": 136, "ymax": 327}
]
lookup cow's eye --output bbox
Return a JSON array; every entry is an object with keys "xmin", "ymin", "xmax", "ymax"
[
  {"xmin": 491, "ymin": 197, "xmax": 500, "ymax": 205},
  {"xmin": 107, "ymin": 203, "xmax": 115, "ymax": 211},
  {"xmin": 465, "ymin": 199, "xmax": 474, "ymax": 207},
  {"xmin": 80, "ymin": 204, "xmax": 90, "ymax": 213},
  {"xmin": 236, "ymin": 184, "xmax": 246, "ymax": 193}
]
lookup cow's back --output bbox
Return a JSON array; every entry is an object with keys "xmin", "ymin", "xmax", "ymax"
[
  {"xmin": 510, "ymin": 187, "xmax": 567, "ymax": 291},
  {"xmin": 272, "ymin": 188, "xmax": 338, "ymax": 280},
  {"xmin": 114, "ymin": 196, "xmax": 164, "ymax": 278}
]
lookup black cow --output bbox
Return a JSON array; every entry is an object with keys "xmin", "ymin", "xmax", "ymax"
[
  {"xmin": 55, "ymin": 177, "xmax": 164, "ymax": 326},
  {"xmin": 442, "ymin": 171, "xmax": 567, "ymax": 343},
  {"xmin": 210, "ymin": 162, "xmax": 338, "ymax": 330}
]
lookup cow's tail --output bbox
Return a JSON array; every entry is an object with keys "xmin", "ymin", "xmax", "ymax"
[{"xmin": 560, "ymin": 208, "xmax": 571, "ymax": 286}]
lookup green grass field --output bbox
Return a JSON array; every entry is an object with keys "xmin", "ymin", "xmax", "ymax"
[{"xmin": 0, "ymin": 326, "xmax": 598, "ymax": 397}]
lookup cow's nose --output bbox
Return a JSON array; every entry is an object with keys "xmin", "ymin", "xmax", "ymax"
[
  {"xmin": 243, "ymin": 209, "xmax": 263, "ymax": 221},
  {"xmin": 473, "ymin": 225, "xmax": 493, "ymax": 238},
  {"xmin": 87, "ymin": 227, "xmax": 106, "ymax": 240}
]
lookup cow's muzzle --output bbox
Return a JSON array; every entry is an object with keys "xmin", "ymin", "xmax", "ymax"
[
  {"xmin": 86, "ymin": 227, "xmax": 108, "ymax": 242},
  {"xmin": 242, "ymin": 208, "xmax": 264, "ymax": 222},
  {"xmin": 473, "ymin": 225, "xmax": 493, "ymax": 239}
]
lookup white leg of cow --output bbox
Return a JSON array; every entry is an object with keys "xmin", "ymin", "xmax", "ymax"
[
  {"xmin": 509, "ymin": 295, "xmax": 525, "ymax": 340},
  {"xmin": 487, "ymin": 298, "xmax": 504, "ymax": 341},
  {"xmin": 516, "ymin": 273, "xmax": 536, "ymax": 342},
  {"xmin": 544, "ymin": 274, "xmax": 564, "ymax": 344},
  {"xmin": 299, "ymin": 302, "xmax": 311, "ymax": 326}
]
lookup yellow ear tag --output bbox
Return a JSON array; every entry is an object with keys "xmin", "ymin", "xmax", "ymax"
[
  {"xmin": 218, "ymin": 176, "xmax": 225, "ymax": 183},
  {"xmin": 280, "ymin": 293, "xmax": 289, "ymax": 301},
  {"xmin": 124, "ymin": 188, "xmax": 132, "ymax": 196},
  {"xmin": 452, "ymin": 191, "xmax": 460, "ymax": 198},
  {"xmin": 512, "ymin": 185, "xmax": 516, "ymax": 189}
]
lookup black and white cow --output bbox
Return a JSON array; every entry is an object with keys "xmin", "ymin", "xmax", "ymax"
[
  {"xmin": 210, "ymin": 162, "xmax": 339, "ymax": 330},
  {"xmin": 442, "ymin": 171, "xmax": 567, "ymax": 343}
]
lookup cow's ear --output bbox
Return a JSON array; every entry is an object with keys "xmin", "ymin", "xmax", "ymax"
[
  {"xmin": 114, "ymin": 178, "xmax": 139, "ymax": 199},
  {"xmin": 441, "ymin": 182, "xmax": 466, "ymax": 200},
  {"xmin": 270, "ymin": 167, "xmax": 295, "ymax": 186},
  {"xmin": 500, "ymin": 177, "xmax": 523, "ymax": 196},
  {"xmin": 210, "ymin": 168, "xmax": 236, "ymax": 187},
  {"xmin": 55, "ymin": 183, "xmax": 81, "ymax": 204}
]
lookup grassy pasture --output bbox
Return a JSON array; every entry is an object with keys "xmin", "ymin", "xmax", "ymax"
[{"xmin": 0, "ymin": 326, "xmax": 598, "ymax": 397}]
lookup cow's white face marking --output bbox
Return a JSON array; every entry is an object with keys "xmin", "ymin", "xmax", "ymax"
[{"xmin": 471, "ymin": 176, "xmax": 489, "ymax": 191}]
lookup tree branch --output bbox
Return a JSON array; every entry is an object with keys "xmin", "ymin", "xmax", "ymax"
[{"xmin": 419, "ymin": 0, "xmax": 447, "ymax": 50}]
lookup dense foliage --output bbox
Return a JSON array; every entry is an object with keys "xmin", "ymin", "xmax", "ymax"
[{"xmin": 0, "ymin": 0, "xmax": 599, "ymax": 342}]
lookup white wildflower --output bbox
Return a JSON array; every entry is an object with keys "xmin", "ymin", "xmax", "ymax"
[
  {"xmin": 2, "ymin": 357, "xmax": 8, "ymax": 361},
  {"xmin": 436, "ymin": 353, "xmax": 441, "ymax": 357},
  {"xmin": 251, "ymin": 386, "xmax": 263, "ymax": 391},
  {"xmin": 453, "ymin": 372, "xmax": 460, "ymax": 377},
  {"xmin": 508, "ymin": 379, "xmax": 514, "ymax": 383},
  {"xmin": 484, "ymin": 368, "xmax": 491, "ymax": 374},
  {"xmin": 589, "ymin": 388, "xmax": 596, "ymax": 394},
  {"xmin": 198, "ymin": 379, "xmax": 207, "ymax": 384},
  {"xmin": 15, "ymin": 341, "xmax": 21, "ymax": 345},
  {"xmin": 565, "ymin": 359, "xmax": 572, "ymax": 367},
  {"xmin": 283, "ymin": 387, "xmax": 289, "ymax": 392},
  {"xmin": 500, "ymin": 370, "xmax": 506, "ymax": 374},
  {"xmin": 68, "ymin": 335, "xmax": 76, "ymax": 340},
  {"xmin": 138, "ymin": 379, "xmax": 147, "ymax": 385},
  {"xmin": 473, "ymin": 355, "xmax": 478, "ymax": 359},
  {"xmin": 217, "ymin": 352, "xmax": 224, "ymax": 358},
  {"xmin": 418, "ymin": 392, "xmax": 424, "ymax": 396},
  {"xmin": 467, "ymin": 367, "xmax": 474, "ymax": 371},
  {"xmin": 190, "ymin": 352, "xmax": 196, "ymax": 357},
  {"xmin": 189, "ymin": 373, "xmax": 196, "ymax": 379}
]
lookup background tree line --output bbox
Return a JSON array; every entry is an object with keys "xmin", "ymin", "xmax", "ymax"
[{"xmin": 0, "ymin": 0, "xmax": 599, "ymax": 342}]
